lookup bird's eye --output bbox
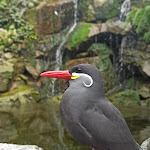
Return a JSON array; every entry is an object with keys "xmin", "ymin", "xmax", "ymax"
[{"xmin": 76, "ymin": 68, "xmax": 82, "ymax": 73}]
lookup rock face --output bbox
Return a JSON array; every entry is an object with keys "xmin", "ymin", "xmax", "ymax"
[
  {"xmin": 0, "ymin": 143, "xmax": 43, "ymax": 150},
  {"xmin": 34, "ymin": 0, "xmax": 74, "ymax": 34},
  {"xmin": 121, "ymin": 34, "xmax": 150, "ymax": 78},
  {"xmin": 0, "ymin": 85, "xmax": 40, "ymax": 106},
  {"xmin": 89, "ymin": 22, "xmax": 132, "ymax": 37},
  {"xmin": 0, "ymin": 60, "xmax": 14, "ymax": 92}
]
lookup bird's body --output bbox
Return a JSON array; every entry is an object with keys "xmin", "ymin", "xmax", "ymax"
[{"xmin": 41, "ymin": 64, "xmax": 142, "ymax": 150}]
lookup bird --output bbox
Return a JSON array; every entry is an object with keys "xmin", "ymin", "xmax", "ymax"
[{"xmin": 41, "ymin": 64, "xmax": 142, "ymax": 150}]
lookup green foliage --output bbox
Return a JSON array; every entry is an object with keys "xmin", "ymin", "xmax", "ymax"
[
  {"xmin": 106, "ymin": 0, "xmax": 121, "ymax": 19},
  {"xmin": 127, "ymin": 5, "xmax": 150, "ymax": 42},
  {"xmin": 109, "ymin": 90, "xmax": 140, "ymax": 105},
  {"xmin": 88, "ymin": 43, "xmax": 111, "ymax": 73},
  {"xmin": 88, "ymin": 43, "xmax": 110, "ymax": 58},
  {"xmin": 67, "ymin": 23, "xmax": 92, "ymax": 50},
  {"xmin": 0, "ymin": 0, "xmax": 7, "ymax": 9},
  {"xmin": 0, "ymin": 0, "xmax": 38, "ymax": 53},
  {"xmin": 88, "ymin": 43, "xmax": 118, "ymax": 91},
  {"xmin": 78, "ymin": 0, "xmax": 92, "ymax": 21}
]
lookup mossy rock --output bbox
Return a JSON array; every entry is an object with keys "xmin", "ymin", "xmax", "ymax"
[
  {"xmin": 88, "ymin": 43, "xmax": 119, "ymax": 91},
  {"xmin": 67, "ymin": 23, "xmax": 92, "ymax": 50},
  {"xmin": 78, "ymin": 0, "xmax": 122, "ymax": 22},
  {"xmin": 109, "ymin": 90, "xmax": 141, "ymax": 105},
  {"xmin": 0, "ymin": 85, "xmax": 40, "ymax": 106},
  {"xmin": 0, "ymin": 60, "xmax": 14, "ymax": 92},
  {"xmin": 49, "ymin": 94, "xmax": 63, "ymax": 104}
]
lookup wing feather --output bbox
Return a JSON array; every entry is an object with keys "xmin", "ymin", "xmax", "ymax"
[{"xmin": 78, "ymin": 99, "xmax": 139, "ymax": 150}]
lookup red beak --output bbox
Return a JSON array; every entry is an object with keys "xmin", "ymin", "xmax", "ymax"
[{"xmin": 40, "ymin": 70, "xmax": 72, "ymax": 80}]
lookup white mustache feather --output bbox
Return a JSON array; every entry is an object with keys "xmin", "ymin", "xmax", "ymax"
[{"xmin": 72, "ymin": 73, "xmax": 93, "ymax": 87}]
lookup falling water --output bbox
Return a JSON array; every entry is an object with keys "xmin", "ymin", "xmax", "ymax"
[
  {"xmin": 120, "ymin": 0, "xmax": 131, "ymax": 21},
  {"xmin": 51, "ymin": 0, "xmax": 78, "ymax": 96}
]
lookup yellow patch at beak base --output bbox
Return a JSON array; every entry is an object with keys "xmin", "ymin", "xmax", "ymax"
[{"xmin": 71, "ymin": 75, "xmax": 80, "ymax": 80}]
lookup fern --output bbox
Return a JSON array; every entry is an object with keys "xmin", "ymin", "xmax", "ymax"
[{"xmin": 127, "ymin": 5, "xmax": 150, "ymax": 43}]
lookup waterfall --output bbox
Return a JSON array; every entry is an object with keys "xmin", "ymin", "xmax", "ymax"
[
  {"xmin": 51, "ymin": 0, "xmax": 78, "ymax": 96},
  {"xmin": 120, "ymin": 0, "xmax": 131, "ymax": 21}
]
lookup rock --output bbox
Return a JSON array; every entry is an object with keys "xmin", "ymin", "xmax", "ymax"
[
  {"xmin": 0, "ymin": 85, "xmax": 40, "ymax": 106},
  {"xmin": 89, "ymin": 22, "xmax": 132, "ymax": 37},
  {"xmin": 142, "ymin": 60, "xmax": 150, "ymax": 77},
  {"xmin": 146, "ymin": 44, "xmax": 150, "ymax": 53},
  {"xmin": 109, "ymin": 90, "xmax": 141, "ymax": 105},
  {"xmin": 66, "ymin": 56, "xmax": 101, "ymax": 69},
  {"xmin": 141, "ymin": 138, "xmax": 150, "ymax": 150},
  {"xmin": 139, "ymin": 84, "xmax": 150, "ymax": 99},
  {"xmin": 50, "ymin": 94, "xmax": 63, "ymax": 104},
  {"xmin": 25, "ymin": 63, "xmax": 39, "ymax": 79},
  {"xmin": 137, "ymin": 41, "xmax": 147, "ymax": 51},
  {"xmin": 122, "ymin": 49, "xmax": 150, "ymax": 78},
  {"xmin": 35, "ymin": 50, "xmax": 44, "ymax": 58},
  {"xmin": 4, "ymin": 52, "xmax": 14, "ymax": 59},
  {"xmin": 28, "ymin": 2, "xmax": 35, "ymax": 8},
  {"xmin": 106, "ymin": 22, "xmax": 132, "ymax": 35},
  {"xmin": 0, "ymin": 60, "xmax": 14, "ymax": 92},
  {"xmin": 0, "ymin": 143, "xmax": 43, "ymax": 150},
  {"xmin": 88, "ymin": 24, "xmax": 102, "ymax": 37},
  {"xmin": 121, "ymin": 35, "xmax": 150, "ymax": 78},
  {"xmin": 28, "ymin": 0, "xmax": 74, "ymax": 35}
]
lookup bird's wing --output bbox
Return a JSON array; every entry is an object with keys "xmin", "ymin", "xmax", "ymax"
[{"xmin": 78, "ymin": 98, "xmax": 138, "ymax": 150}]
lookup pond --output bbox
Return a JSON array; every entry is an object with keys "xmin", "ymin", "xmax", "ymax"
[{"xmin": 0, "ymin": 101, "xmax": 149, "ymax": 150}]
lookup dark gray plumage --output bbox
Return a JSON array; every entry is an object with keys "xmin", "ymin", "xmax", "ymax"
[{"xmin": 60, "ymin": 64, "xmax": 142, "ymax": 150}]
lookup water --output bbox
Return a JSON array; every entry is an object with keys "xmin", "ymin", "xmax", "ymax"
[
  {"xmin": 51, "ymin": 0, "xmax": 78, "ymax": 96},
  {"xmin": 120, "ymin": 0, "xmax": 131, "ymax": 21},
  {"xmin": 0, "ymin": 101, "xmax": 149, "ymax": 150}
]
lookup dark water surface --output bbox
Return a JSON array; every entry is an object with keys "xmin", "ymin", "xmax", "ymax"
[{"xmin": 0, "ymin": 101, "xmax": 149, "ymax": 150}]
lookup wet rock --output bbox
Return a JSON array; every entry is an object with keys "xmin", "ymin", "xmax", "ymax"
[
  {"xmin": 27, "ymin": 0, "xmax": 74, "ymax": 35},
  {"xmin": 121, "ymin": 36, "xmax": 150, "ymax": 78},
  {"xmin": 0, "ymin": 143, "xmax": 43, "ymax": 150},
  {"xmin": 109, "ymin": 90, "xmax": 141, "ymax": 105},
  {"xmin": 141, "ymin": 137, "xmax": 150, "ymax": 150},
  {"xmin": 0, "ymin": 85, "xmax": 40, "ymax": 106},
  {"xmin": 122, "ymin": 50, "xmax": 150, "ymax": 78},
  {"xmin": 0, "ymin": 60, "xmax": 14, "ymax": 92}
]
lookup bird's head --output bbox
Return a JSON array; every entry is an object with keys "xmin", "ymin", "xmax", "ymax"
[{"xmin": 41, "ymin": 64, "xmax": 105, "ymax": 94}]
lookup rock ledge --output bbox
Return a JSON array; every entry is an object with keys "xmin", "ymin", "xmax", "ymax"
[{"xmin": 0, "ymin": 143, "xmax": 43, "ymax": 150}]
